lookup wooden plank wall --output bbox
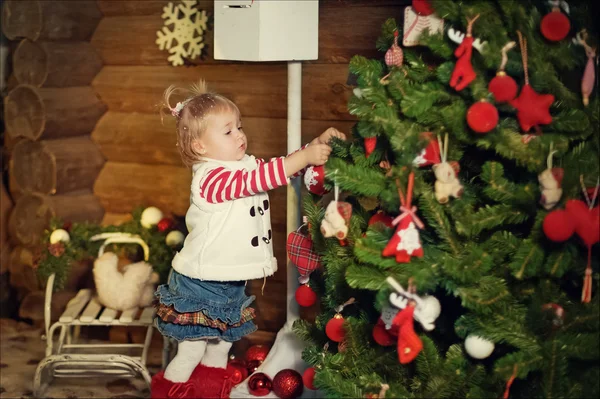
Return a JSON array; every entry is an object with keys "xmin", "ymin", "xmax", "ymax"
[{"xmin": 91, "ymin": 0, "xmax": 405, "ymax": 339}]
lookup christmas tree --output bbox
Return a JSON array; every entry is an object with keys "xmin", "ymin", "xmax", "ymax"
[{"xmin": 293, "ymin": 1, "xmax": 599, "ymax": 398}]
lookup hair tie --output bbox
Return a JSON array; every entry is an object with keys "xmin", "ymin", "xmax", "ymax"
[{"xmin": 171, "ymin": 99, "xmax": 191, "ymax": 118}]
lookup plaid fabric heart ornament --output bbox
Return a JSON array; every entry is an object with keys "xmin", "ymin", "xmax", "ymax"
[{"xmin": 287, "ymin": 229, "xmax": 321, "ymax": 277}]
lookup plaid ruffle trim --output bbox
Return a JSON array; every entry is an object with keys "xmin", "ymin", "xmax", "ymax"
[{"xmin": 155, "ymin": 303, "xmax": 256, "ymax": 332}]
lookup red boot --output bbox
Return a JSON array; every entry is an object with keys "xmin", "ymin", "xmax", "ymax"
[
  {"xmin": 190, "ymin": 364, "xmax": 234, "ymax": 398},
  {"xmin": 151, "ymin": 370, "xmax": 196, "ymax": 399}
]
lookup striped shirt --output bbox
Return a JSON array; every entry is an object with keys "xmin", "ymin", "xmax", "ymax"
[{"xmin": 199, "ymin": 157, "xmax": 287, "ymax": 204}]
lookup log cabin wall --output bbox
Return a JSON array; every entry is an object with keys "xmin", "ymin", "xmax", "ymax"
[
  {"xmin": 2, "ymin": 0, "xmax": 105, "ymax": 314},
  {"xmin": 2, "ymin": 0, "xmax": 407, "ymax": 341}
]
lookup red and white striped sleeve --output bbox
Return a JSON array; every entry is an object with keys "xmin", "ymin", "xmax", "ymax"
[{"xmin": 199, "ymin": 157, "xmax": 288, "ymax": 204}]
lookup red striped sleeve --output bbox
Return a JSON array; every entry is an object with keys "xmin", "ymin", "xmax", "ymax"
[{"xmin": 199, "ymin": 158, "xmax": 288, "ymax": 204}]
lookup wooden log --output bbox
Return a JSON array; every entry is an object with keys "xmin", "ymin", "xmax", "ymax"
[
  {"xmin": 19, "ymin": 290, "xmax": 78, "ymax": 322},
  {"xmin": 7, "ymin": 190, "xmax": 104, "ymax": 247},
  {"xmin": 91, "ymin": 6, "xmax": 403, "ymax": 65},
  {"xmin": 11, "ymin": 137, "xmax": 105, "ymax": 196},
  {"xmin": 1, "ymin": 0, "xmax": 101, "ymax": 41},
  {"xmin": 8, "ymin": 193, "xmax": 54, "ymax": 247},
  {"xmin": 97, "ymin": 0, "xmax": 213, "ymax": 16},
  {"xmin": 92, "ymin": 111, "xmax": 354, "ymax": 166},
  {"xmin": 92, "ymin": 65, "xmax": 353, "ymax": 120},
  {"xmin": 4, "ymin": 85, "xmax": 107, "ymax": 141},
  {"xmin": 9, "ymin": 246, "xmax": 41, "ymax": 294},
  {"xmin": 101, "ymin": 212, "xmax": 133, "ymax": 227},
  {"xmin": 13, "ymin": 40, "xmax": 103, "ymax": 87},
  {"xmin": 1, "ymin": 180, "xmax": 13, "ymax": 274}
]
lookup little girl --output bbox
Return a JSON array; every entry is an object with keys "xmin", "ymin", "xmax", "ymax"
[{"xmin": 151, "ymin": 80, "xmax": 345, "ymax": 398}]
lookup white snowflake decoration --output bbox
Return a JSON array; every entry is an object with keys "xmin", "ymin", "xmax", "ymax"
[
  {"xmin": 156, "ymin": 0, "xmax": 208, "ymax": 66},
  {"xmin": 304, "ymin": 167, "xmax": 320, "ymax": 191}
]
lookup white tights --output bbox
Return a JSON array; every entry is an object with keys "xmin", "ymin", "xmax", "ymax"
[{"xmin": 164, "ymin": 339, "xmax": 233, "ymax": 383}]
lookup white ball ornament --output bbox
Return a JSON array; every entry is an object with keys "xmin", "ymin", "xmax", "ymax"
[
  {"xmin": 141, "ymin": 207, "xmax": 164, "ymax": 228},
  {"xmin": 50, "ymin": 229, "xmax": 70, "ymax": 244},
  {"xmin": 166, "ymin": 230, "xmax": 185, "ymax": 247},
  {"xmin": 464, "ymin": 334, "xmax": 495, "ymax": 359}
]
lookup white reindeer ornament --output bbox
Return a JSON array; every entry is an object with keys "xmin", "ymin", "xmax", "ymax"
[{"xmin": 433, "ymin": 134, "xmax": 463, "ymax": 204}]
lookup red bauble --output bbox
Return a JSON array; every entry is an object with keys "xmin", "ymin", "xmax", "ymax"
[
  {"xmin": 543, "ymin": 209, "xmax": 575, "ymax": 242},
  {"xmin": 368, "ymin": 211, "xmax": 394, "ymax": 229},
  {"xmin": 227, "ymin": 359, "xmax": 249, "ymax": 385},
  {"xmin": 302, "ymin": 367, "xmax": 316, "ymax": 390},
  {"xmin": 412, "ymin": 0, "xmax": 434, "ymax": 16},
  {"xmin": 245, "ymin": 344, "xmax": 270, "ymax": 364},
  {"xmin": 248, "ymin": 372, "xmax": 273, "ymax": 397},
  {"xmin": 489, "ymin": 72, "xmax": 518, "ymax": 103},
  {"xmin": 364, "ymin": 137, "xmax": 377, "ymax": 158},
  {"xmin": 325, "ymin": 314, "xmax": 345, "ymax": 342},
  {"xmin": 246, "ymin": 360, "xmax": 262, "ymax": 374},
  {"xmin": 467, "ymin": 100, "xmax": 499, "ymax": 134},
  {"xmin": 540, "ymin": 10, "xmax": 570, "ymax": 42},
  {"xmin": 565, "ymin": 200, "xmax": 600, "ymax": 247},
  {"xmin": 62, "ymin": 221, "xmax": 72, "ymax": 232},
  {"xmin": 372, "ymin": 322, "xmax": 396, "ymax": 346},
  {"xmin": 273, "ymin": 369, "xmax": 304, "ymax": 399},
  {"xmin": 304, "ymin": 165, "xmax": 328, "ymax": 196},
  {"xmin": 157, "ymin": 217, "xmax": 174, "ymax": 233},
  {"xmin": 295, "ymin": 284, "xmax": 317, "ymax": 307}
]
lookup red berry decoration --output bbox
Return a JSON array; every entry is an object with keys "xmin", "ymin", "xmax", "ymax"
[
  {"xmin": 372, "ymin": 322, "xmax": 396, "ymax": 346},
  {"xmin": 273, "ymin": 369, "xmax": 304, "ymax": 399},
  {"xmin": 302, "ymin": 367, "xmax": 316, "ymax": 390},
  {"xmin": 157, "ymin": 217, "xmax": 174, "ymax": 233},
  {"xmin": 325, "ymin": 314, "xmax": 345, "ymax": 342},
  {"xmin": 295, "ymin": 284, "xmax": 317, "ymax": 307},
  {"xmin": 489, "ymin": 72, "xmax": 518, "ymax": 103},
  {"xmin": 248, "ymin": 372, "xmax": 273, "ymax": 397},
  {"xmin": 467, "ymin": 100, "xmax": 499, "ymax": 134},
  {"xmin": 543, "ymin": 209, "xmax": 575, "ymax": 242},
  {"xmin": 364, "ymin": 137, "xmax": 377, "ymax": 158},
  {"xmin": 412, "ymin": 0, "xmax": 434, "ymax": 16},
  {"xmin": 540, "ymin": 8, "xmax": 570, "ymax": 42}
]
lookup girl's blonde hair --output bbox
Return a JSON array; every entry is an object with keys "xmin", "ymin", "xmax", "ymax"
[{"xmin": 161, "ymin": 80, "xmax": 240, "ymax": 167}]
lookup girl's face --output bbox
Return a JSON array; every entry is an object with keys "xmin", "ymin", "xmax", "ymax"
[{"xmin": 197, "ymin": 110, "xmax": 247, "ymax": 161}]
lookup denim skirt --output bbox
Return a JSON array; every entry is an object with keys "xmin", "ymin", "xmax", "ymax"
[{"xmin": 154, "ymin": 270, "xmax": 257, "ymax": 342}]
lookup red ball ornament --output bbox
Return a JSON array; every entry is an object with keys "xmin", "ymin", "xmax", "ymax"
[
  {"xmin": 364, "ymin": 137, "xmax": 377, "ymax": 158},
  {"xmin": 412, "ymin": 0, "xmax": 434, "ymax": 16},
  {"xmin": 372, "ymin": 322, "xmax": 396, "ymax": 346},
  {"xmin": 540, "ymin": 9, "xmax": 570, "ymax": 42},
  {"xmin": 157, "ymin": 217, "xmax": 174, "ymax": 233},
  {"xmin": 248, "ymin": 372, "xmax": 273, "ymax": 397},
  {"xmin": 273, "ymin": 369, "xmax": 304, "ymax": 399},
  {"xmin": 368, "ymin": 211, "xmax": 395, "ymax": 229},
  {"xmin": 246, "ymin": 360, "xmax": 262, "ymax": 374},
  {"xmin": 543, "ymin": 209, "xmax": 575, "ymax": 242},
  {"xmin": 302, "ymin": 367, "xmax": 316, "ymax": 390},
  {"xmin": 489, "ymin": 72, "xmax": 518, "ymax": 103},
  {"xmin": 62, "ymin": 221, "xmax": 72, "ymax": 232},
  {"xmin": 227, "ymin": 359, "xmax": 249, "ymax": 385},
  {"xmin": 325, "ymin": 314, "xmax": 345, "ymax": 342},
  {"xmin": 295, "ymin": 284, "xmax": 317, "ymax": 307},
  {"xmin": 304, "ymin": 165, "xmax": 328, "ymax": 196},
  {"xmin": 467, "ymin": 100, "xmax": 499, "ymax": 134},
  {"xmin": 245, "ymin": 344, "xmax": 270, "ymax": 364}
]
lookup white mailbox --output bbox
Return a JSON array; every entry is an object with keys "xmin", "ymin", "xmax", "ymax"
[{"xmin": 214, "ymin": 0, "xmax": 319, "ymax": 61}]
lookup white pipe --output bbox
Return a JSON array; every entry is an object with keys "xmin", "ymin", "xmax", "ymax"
[{"xmin": 286, "ymin": 61, "xmax": 302, "ymax": 323}]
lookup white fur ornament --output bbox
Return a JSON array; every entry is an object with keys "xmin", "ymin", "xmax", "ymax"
[
  {"xmin": 464, "ymin": 334, "xmax": 495, "ymax": 359},
  {"xmin": 538, "ymin": 143, "xmax": 563, "ymax": 210},
  {"xmin": 433, "ymin": 134, "xmax": 463, "ymax": 204},
  {"xmin": 166, "ymin": 230, "xmax": 185, "ymax": 246},
  {"xmin": 50, "ymin": 229, "xmax": 70, "ymax": 244},
  {"xmin": 141, "ymin": 206, "xmax": 164, "ymax": 228}
]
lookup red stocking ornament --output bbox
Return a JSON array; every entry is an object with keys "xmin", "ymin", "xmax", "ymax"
[
  {"xmin": 510, "ymin": 31, "xmax": 554, "ymax": 135},
  {"xmin": 391, "ymin": 305, "xmax": 423, "ymax": 364},
  {"xmin": 382, "ymin": 172, "xmax": 425, "ymax": 263}
]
